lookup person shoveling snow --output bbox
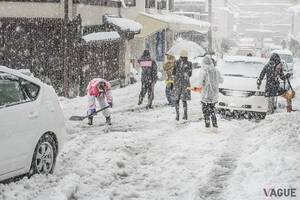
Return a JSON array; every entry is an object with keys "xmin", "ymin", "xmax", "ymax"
[{"xmin": 86, "ymin": 78, "xmax": 113, "ymax": 126}]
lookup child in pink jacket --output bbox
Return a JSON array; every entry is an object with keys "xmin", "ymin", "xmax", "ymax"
[{"xmin": 87, "ymin": 78, "xmax": 113, "ymax": 125}]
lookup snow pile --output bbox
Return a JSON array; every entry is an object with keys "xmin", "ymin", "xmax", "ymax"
[
  {"xmin": 34, "ymin": 174, "xmax": 80, "ymax": 200},
  {"xmin": 288, "ymin": 4, "xmax": 300, "ymax": 13},
  {"xmin": 225, "ymin": 112, "xmax": 300, "ymax": 200},
  {"xmin": 106, "ymin": 17, "xmax": 143, "ymax": 33},
  {"xmin": 82, "ymin": 32, "xmax": 120, "ymax": 42}
]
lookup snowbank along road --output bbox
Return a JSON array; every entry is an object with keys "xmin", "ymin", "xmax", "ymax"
[{"xmin": 0, "ymin": 61, "xmax": 300, "ymax": 200}]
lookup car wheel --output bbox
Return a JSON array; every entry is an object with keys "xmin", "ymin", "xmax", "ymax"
[{"xmin": 29, "ymin": 133, "xmax": 58, "ymax": 176}]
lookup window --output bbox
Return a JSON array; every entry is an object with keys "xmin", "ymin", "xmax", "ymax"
[
  {"xmin": 124, "ymin": 0, "xmax": 136, "ymax": 7},
  {"xmin": 0, "ymin": 72, "xmax": 40, "ymax": 107},
  {"xmin": 21, "ymin": 79, "xmax": 40, "ymax": 100},
  {"xmin": 73, "ymin": 0, "xmax": 120, "ymax": 7},
  {"xmin": 145, "ymin": 0, "xmax": 155, "ymax": 8},
  {"xmin": 157, "ymin": 0, "xmax": 167, "ymax": 10},
  {"xmin": 0, "ymin": 72, "xmax": 26, "ymax": 107},
  {"xmin": 169, "ymin": 0, "xmax": 174, "ymax": 11}
]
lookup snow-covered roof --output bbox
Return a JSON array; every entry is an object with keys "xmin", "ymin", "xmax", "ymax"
[
  {"xmin": 106, "ymin": 16, "xmax": 143, "ymax": 33},
  {"xmin": 288, "ymin": 4, "xmax": 300, "ymax": 13},
  {"xmin": 82, "ymin": 32, "xmax": 120, "ymax": 43},
  {"xmin": 271, "ymin": 49, "xmax": 293, "ymax": 56},
  {"xmin": 224, "ymin": 56, "xmax": 267, "ymax": 64},
  {"xmin": 140, "ymin": 12, "xmax": 210, "ymax": 33}
]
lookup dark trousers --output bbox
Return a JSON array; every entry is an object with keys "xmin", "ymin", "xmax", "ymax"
[
  {"xmin": 201, "ymin": 102, "xmax": 217, "ymax": 128},
  {"xmin": 139, "ymin": 82, "xmax": 154, "ymax": 107},
  {"xmin": 175, "ymin": 100, "xmax": 188, "ymax": 120},
  {"xmin": 165, "ymin": 83, "xmax": 174, "ymax": 105}
]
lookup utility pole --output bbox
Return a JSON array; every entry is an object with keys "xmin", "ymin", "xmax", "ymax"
[
  {"xmin": 208, "ymin": 0, "xmax": 213, "ymax": 53},
  {"xmin": 63, "ymin": 0, "xmax": 69, "ymax": 97}
]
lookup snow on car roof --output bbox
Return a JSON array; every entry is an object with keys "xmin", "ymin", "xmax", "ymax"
[
  {"xmin": 0, "ymin": 66, "xmax": 42, "ymax": 85},
  {"xmin": 224, "ymin": 56, "xmax": 267, "ymax": 64},
  {"xmin": 271, "ymin": 49, "xmax": 293, "ymax": 55}
]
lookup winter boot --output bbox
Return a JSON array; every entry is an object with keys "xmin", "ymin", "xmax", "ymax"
[
  {"xmin": 205, "ymin": 120, "xmax": 210, "ymax": 128},
  {"xmin": 106, "ymin": 116, "xmax": 112, "ymax": 125},
  {"xmin": 287, "ymin": 99, "xmax": 293, "ymax": 112},
  {"xmin": 211, "ymin": 113, "xmax": 218, "ymax": 128},
  {"xmin": 175, "ymin": 101, "xmax": 180, "ymax": 121},
  {"xmin": 182, "ymin": 101, "xmax": 188, "ymax": 120},
  {"xmin": 88, "ymin": 116, "xmax": 93, "ymax": 126},
  {"xmin": 146, "ymin": 99, "xmax": 153, "ymax": 109}
]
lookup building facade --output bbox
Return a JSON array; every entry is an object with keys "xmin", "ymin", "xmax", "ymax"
[{"xmin": 0, "ymin": 0, "xmax": 142, "ymax": 96}]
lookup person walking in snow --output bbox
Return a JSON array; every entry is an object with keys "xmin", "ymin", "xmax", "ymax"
[
  {"xmin": 257, "ymin": 53, "xmax": 290, "ymax": 114},
  {"xmin": 173, "ymin": 50, "xmax": 193, "ymax": 120},
  {"xmin": 86, "ymin": 78, "xmax": 113, "ymax": 125},
  {"xmin": 138, "ymin": 50, "xmax": 158, "ymax": 109},
  {"xmin": 163, "ymin": 54, "xmax": 176, "ymax": 106},
  {"xmin": 198, "ymin": 55, "xmax": 223, "ymax": 128}
]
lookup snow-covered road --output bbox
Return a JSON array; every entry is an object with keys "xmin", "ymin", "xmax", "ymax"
[{"xmin": 1, "ymin": 62, "xmax": 300, "ymax": 200}]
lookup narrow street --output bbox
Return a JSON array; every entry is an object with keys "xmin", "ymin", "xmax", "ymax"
[{"xmin": 1, "ymin": 62, "xmax": 299, "ymax": 199}]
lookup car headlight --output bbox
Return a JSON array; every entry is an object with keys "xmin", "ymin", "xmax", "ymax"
[{"xmin": 254, "ymin": 91, "xmax": 265, "ymax": 96}]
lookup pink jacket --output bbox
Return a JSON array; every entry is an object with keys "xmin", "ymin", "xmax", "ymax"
[{"xmin": 86, "ymin": 78, "xmax": 113, "ymax": 103}]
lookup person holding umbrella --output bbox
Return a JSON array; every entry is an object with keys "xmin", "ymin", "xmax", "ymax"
[{"xmin": 173, "ymin": 50, "xmax": 193, "ymax": 121}]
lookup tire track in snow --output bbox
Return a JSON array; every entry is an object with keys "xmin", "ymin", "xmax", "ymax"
[{"xmin": 197, "ymin": 122, "xmax": 249, "ymax": 200}]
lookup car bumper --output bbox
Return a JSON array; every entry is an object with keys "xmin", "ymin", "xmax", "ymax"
[{"xmin": 216, "ymin": 94, "xmax": 268, "ymax": 113}]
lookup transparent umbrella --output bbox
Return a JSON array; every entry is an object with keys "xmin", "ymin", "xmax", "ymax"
[{"xmin": 167, "ymin": 40, "xmax": 206, "ymax": 59}]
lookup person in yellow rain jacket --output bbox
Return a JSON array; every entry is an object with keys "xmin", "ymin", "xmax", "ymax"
[{"xmin": 163, "ymin": 54, "xmax": 176, "ymax": 106}]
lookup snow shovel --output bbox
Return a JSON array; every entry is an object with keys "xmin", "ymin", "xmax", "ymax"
[{"xmin": 69, "ymin": 106, "xmax": 110, "ymax": 121}]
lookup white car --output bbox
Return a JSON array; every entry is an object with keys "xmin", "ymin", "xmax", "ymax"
[
  {"xmin": 216, "ymin": 56, "xmax": 268, "ymax": 118},
  {"xmin": 271, "ymin": 49, "xmax": 294, "ymax": 76},
  {"xmin": 0, "ymin": 66, "xmax": 66, "ymax": 182}
]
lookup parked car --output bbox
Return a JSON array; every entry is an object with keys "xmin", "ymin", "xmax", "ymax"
[
  {"xmin": 271, "ymin": 49, "xmax": 294, "ymax": 77},
  {"xmin": 216, "ymin": 56, "xmax": 268, "ymax": 119},
  {"xmin": 0, "ymin": 66, "xmax": 66, "ymax": 182}
]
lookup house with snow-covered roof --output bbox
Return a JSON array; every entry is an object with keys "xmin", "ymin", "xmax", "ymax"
[{"xmin": 0, "ymin": 0, "xmax": 143, "ymax": 96}]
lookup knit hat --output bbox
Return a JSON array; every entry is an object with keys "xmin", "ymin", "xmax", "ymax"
[
  {"xmin": 203, "ymin": 55, "xmax": 212, "ymax": 65},
  {"xmin": 180, "ymin": 49, "xmax": 188, "ymax": 58}
]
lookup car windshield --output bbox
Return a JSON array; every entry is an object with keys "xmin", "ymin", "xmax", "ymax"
[
  {"xmin": 220, "ymin": 61, "xmax": 265, "ymax": 79},
  {"xmin": 279, "ymin": 54, "xmax": 293, "ymax": 63}
]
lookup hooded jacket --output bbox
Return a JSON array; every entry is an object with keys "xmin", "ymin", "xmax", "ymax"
[
  {"xmin": 257, "ymin": 53, "xmax": 286, "ymax": 97},
  {"xmin": 86, "ymin": 78, "xmax": 113, "ymax": 103},
  {"xmin": 198, "ymin": 56, "xmax": 223, "ymax": 103}
]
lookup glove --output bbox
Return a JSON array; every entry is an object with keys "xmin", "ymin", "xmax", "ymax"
[
  {"xmin": 108, "ymin": 102, "xmax": 113, "ymax": 108},
  {"xmin": 285, "ymin": 73, "xmax": 291, "ymax": 79},
  {"xmin": 87, "ymin": 108, "xmax": 96, "ymax": 116}
]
